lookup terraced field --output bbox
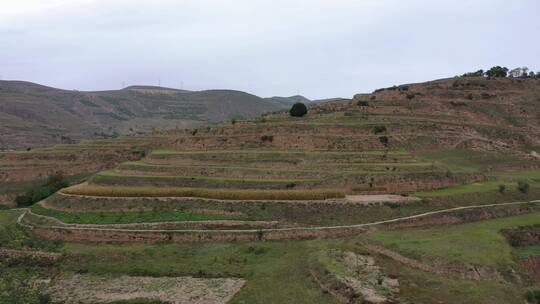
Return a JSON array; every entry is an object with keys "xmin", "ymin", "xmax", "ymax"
[
  {"xmin": 3, "ymin": 77, "xmax": 540, "ymax": 303},
  {"xmin": 14, "ymin": 78, "xmax": 539, "ymax": 236}
]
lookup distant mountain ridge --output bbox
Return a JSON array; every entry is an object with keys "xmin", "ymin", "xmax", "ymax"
[
  {"xmin": 264, "ymin": 95, "xmax": 311, "ymax": 107},
  {"xmin": 0, "ymin": 80, "xmax": 284, "ymax": 149}
]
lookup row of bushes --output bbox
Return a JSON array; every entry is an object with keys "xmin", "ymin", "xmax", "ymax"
[
  {"xmin": 15, "ymin": 173, "xmax": 68, "ymax": 207},
  {"xmin": 462, "ymin": 66, "xmax": 540, "ymax": 78},
  {"xmin": 498, "ymin": 181, "xmax": 530, "ymax": 194}
]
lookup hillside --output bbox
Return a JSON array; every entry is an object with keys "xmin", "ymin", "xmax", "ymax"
[
  {"xmin": 0, "ymin": 81, "xmax": 282, "ymax": 149},
  {"xmin": 3, "ymin": 77, "xmax": 540, "ymax": 195},
  {"xmin": 156, "ymin": 76, "xmax": 540, "ymax": 158},
  {"xmin": 4, "ymin": 76, "xmax": 540, "ymax": 304}
]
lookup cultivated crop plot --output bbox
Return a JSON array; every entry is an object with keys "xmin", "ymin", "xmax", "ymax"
[{"xmin": 1, "ymin": 2, "xmax": 540, "ymax": 303}]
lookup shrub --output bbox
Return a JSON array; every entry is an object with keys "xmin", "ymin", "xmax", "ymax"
[
  {"xmin": 15, "ymin": 172, "xmax": 68, "ymax": 207},
  {"xmin": 261, "ymin": 135, "xmax": 274, "ymax": 142},
  {"xmin": 15, "ymin": 195, "xmax": 33, "ymax": 207},
  {"xmin": 0, "ymin": 274, "xmax": 45, "ymax": 303},
  {"xmin": 289, "ymin": 102, "xmax": 307, "ymax": 117},
  {"xmin": 378, "ymin": 136, "xmax": 389, "ymax": 146},
  {"xmin": 285, "ymin": 182, "xmax": 296, "ymax": 189},
  {"xmin": 357, "ymin": 100, "xmax": 369, "ymax": 107},
  {"xmin": 256, "ymin": 229, "xmax": 264, "ymax": 241},
  {"xmin": 372, "ymin": 125, "xmax": 387, "ymax": 134},
  {"xmin": 498, "ymin": 184, "xmax": 506, "ymax": 194},
  {"xmin": 518, "ymin": 180, "xmax": 530, "ymax": 194},
  {"xmin": 525, "ymin": 289, "xmax": 540, "ymax": 303}
]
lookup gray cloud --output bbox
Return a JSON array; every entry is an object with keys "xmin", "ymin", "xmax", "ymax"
[{"xmin": 1, "ymin": 0, "xmax": 538, "ymax": 99}]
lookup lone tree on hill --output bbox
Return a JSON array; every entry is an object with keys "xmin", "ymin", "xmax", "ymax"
[
  {"xmin": 289, "ymin": 102, "xmax": 307, "ymax": 117},
  {"xmin": 485, "ymin": 66, "xmax": 509, "ymax": 77}
]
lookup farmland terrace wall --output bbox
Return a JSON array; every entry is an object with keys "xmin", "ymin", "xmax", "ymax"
[
  {"xmin": 26, "ymin": 201, "xmax": 540, "ymax": 243},
  {"xmin": 346, "ymin": 172, "xmax": 484, "ymax": 194},
  {"xmin": 0, "ymin": 150, "xmax": 144, "ymax": 181},
  {"xmin": 522, "ymin": 256, "xmax": 540, "ymax": 283},
  {"xmin": 30, "ymin": 226, "xmax": 361, "ymax": 243},
  {"xmin": 503, "ymin": 226, "xmax": 540, "ymax": 247}
]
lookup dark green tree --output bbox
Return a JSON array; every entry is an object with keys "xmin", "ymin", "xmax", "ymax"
[
  {"xmin": 289, "ymin": 102, "xmax": 307, "ymax": 117},
  {"xmin": 485, "ymin": 66, "xmax": 509, "ymax": 77}
]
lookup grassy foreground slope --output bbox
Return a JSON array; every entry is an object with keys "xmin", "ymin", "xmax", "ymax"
[
  {"xmin": 371, "ymin": 212, "xmax": 540, "ymax": 268},
  {"xmin": 3, "ymin": 205, "xmax": 538, "ymax": 304}
]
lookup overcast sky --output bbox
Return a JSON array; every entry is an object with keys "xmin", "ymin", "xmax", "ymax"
[{"xmin": 0, "ymin": 0, "xmax": 539, "ymax": 99}]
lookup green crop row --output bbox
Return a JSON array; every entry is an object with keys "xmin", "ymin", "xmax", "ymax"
[{"xmin": 31, "ymin": 204, "xmax": 249, "ymax": 224}]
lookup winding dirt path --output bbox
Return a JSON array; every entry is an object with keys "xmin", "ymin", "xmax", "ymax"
[{"xmin": 17, "ymin": 199, "xmax": 540, "ymax": 234}]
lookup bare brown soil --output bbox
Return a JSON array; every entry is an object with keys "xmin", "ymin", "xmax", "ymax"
[{"xmin": 47, "ymin": 274, "xmax": 245, "ymax": 304}]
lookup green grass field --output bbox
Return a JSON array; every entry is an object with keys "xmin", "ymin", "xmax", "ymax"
[
  {"xmin": 370, "ymin": 212, "xmax": 540, "ymax": 268},
  {"xmin": 414, "ymin": 181, "xmax": 503, "ymax": 197},
  {"xmin": 513, "ymin": 245, "xmax": 540, "ymax": 257},
  {"xmin": 31, "ymin": 204, "xmax": 250, "ymax": 225},
  {"xmin": 56, "ymin": 239, "xmax": 340, "ymax": 304},
  {"xmin": 416, "ymin": 149, "xmax": 527, "ymax": 173},
  {"xmin": 489, "ymin": 170, "xmax": 540, "ymax": 181}
]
